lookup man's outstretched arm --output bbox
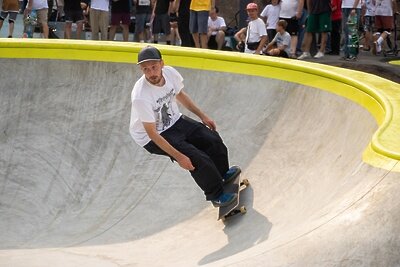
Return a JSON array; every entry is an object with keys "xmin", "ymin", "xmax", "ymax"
[
  {"xmin": 143, "ymin": 122, "xmax": 195, "ymax": 171},
  {"xmin": 176, "ymin": 90, "xmax": 217, "ymax": 130}
]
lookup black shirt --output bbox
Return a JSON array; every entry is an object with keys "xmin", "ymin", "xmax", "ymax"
[
  {"xmin": 136, "ymin": 0, "xmax": 152, "ymax": 14},
  {"xmin": 64, "ymin": 0, "xmax": 82, "ymax": 11},
  {"xmin": 155, "ymin": 0, "xmax": 172, "ymax": 15},
  {"xmin": 111, "ymin": 0, "xmax": 131, "ymax": 12},
  {"xmin": 309, "ymin": 0, "xmax": 331, "ymax": 14}
]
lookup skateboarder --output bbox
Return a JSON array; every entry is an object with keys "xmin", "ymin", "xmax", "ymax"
[{"xmin": 130, "ymin": 46, "xmax": 240, "ymax": 207}]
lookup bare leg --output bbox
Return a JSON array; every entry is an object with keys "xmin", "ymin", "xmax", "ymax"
[
  {"xmin": 319, "ymin": 32, "xmax": 328, "ymax": 53},
  {"xmin": 301, "ymin": 32, "xmax": 312, "ymax": 52},
  {"xmin": 42, "ymin": 22, "xmax": 49, "ymax": 38},
  {"xmin": 290, "ymin": 35, "xmax": 298, "ymax": 56},
  {"xmin": 65, "ymin": 22, "xmax": 72, "ymax": 39},
  {"xmin": 200, "ymin": 33, "xmax": 208, "ymax": 49},
  {"xmin": 0, "ymin": 20, "xmax": 3, "ymax": 31},
  {"xmin": 76, "ymin": 21, "xmax": 83, "ymax": 39},
  {"xmin": 121, "ymin": 24, "xmax": 129, "ymax": 41},
  {"xmin": 192, "ymin": 33, "xmax": 200, "ymax": 48},
  {"xmin": 216, "ymin": 30, "xmax": 225, "ymax": 50},
  {"xmin": 109, "ymin": 25, "xmax": 117, "ymax": 40}
]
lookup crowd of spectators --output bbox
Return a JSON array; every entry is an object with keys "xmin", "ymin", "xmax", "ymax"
[{"xmin": 0, "ymin": 0, "xmax": 399, "ymax": 59}]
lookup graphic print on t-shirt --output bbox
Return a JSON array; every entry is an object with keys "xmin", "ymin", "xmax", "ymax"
[{"xmin": 154, "ymin": 88, "xmax": 176, "ymax": 131}]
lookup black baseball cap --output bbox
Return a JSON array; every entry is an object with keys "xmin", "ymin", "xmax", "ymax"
[{"xmin": 137, "ymin": 46, "xmax": 162, "ymax": 65}]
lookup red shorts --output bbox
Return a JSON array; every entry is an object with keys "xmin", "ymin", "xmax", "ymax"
[
  {"xmin": 375, "ymin": 16, "xmax": 394, "ymax": 31},
  {"xmin": 111, "ymin": 12, "xmax": 130, "ymax": 26}
]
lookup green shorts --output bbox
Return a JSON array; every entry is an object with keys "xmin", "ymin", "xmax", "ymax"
[{"xmin": 306, "ymin": 12, "xmax": 332, "ymax": 33}]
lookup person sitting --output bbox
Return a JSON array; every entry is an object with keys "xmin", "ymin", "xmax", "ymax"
[
  {"xmin": 264, "ymin": 19, "xmax": 291, "ymax": 58},
  {"xmin": 207, "ymin": 6, "xmax": 226, "ymax": 50}
]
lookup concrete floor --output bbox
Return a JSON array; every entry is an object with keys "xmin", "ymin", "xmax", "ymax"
[{"xmin": 0, "ymin": 58, "xmax": 400, "ymax": 266}]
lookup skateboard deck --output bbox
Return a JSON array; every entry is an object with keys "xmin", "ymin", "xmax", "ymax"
[
  {"xmin": 218, "ymin": 174, "xmax": 249, "ymax": 221},
  {"xmin": 347, "ymin": 15, "xmax": 359, "ymax": 57}
]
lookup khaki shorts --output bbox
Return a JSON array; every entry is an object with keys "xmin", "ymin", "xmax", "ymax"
[{"xmin": 36, "ymin": 8, "xmax": 48, "ymax": 24}]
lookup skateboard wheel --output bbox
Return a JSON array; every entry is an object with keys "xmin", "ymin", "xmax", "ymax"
[
  {"xmin": 242, "ymin": 179, "xmax": 250, "ymax": 186},
  {"xmin": 240, "ymin": 206, "xmax": 247, "ymax": 214}
]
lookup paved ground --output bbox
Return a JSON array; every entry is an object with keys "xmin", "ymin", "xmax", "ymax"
[{"xmin": 1, "ymin": 58, "xmax": 400, "ymax": 266}]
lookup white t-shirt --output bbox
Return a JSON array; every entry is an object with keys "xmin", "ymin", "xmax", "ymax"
[
  {"xmin": 261, "ymin": 4, "xmax": 281, "ymax": 30},
  {"xmin": 130, "ymin": 66, "xmax": 184, "ymax": 147},
  {"xmin": 279, "ymin": 0, "xmax": 299, "ymax": 18},
  {"xmin": 364, "ymin": 0, "xmax": 376, "ymax": 16},
  {"xmin": 31, "ymin": 0, "xmax": 48, "ymax": 9},
  {"xmin": 208, "ymin": 16, "xmax": 226, "ymax": 35},
  {"xmin": 91, "ymin": 0, "xmax": 110, "ymax": 11},
  {"xmin": 245, "ymin": 18, "xmax": 267, "ymax": 53},
  {"xmin": 375, "ymin": 0, "xmax": 393, "ymax": 16},
  {"xmin": 271, "ymin": 31, "xmax": 291, "ymax": 55},
  {"xmin": 342, "ymin": 0, "xmax": 362, "ymax": 9}
]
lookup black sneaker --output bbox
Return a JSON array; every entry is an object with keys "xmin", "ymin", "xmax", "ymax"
[
  {"xmin": 222, "ymin": 166, "xmax": 241, "ymax": 185},
  {"xmin": 211, "ymin": 192, "xmax": 237, "ymax": 207}
]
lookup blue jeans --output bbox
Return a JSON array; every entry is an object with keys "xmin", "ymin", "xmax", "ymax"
[{"xmin": 342, "ymin": 8, "xmax": 361, "ymax": 57}]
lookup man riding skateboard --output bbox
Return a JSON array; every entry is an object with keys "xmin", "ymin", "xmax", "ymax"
[{"xmin": 130, "ymin": 46, "xmax": 240, "ymax": 207}]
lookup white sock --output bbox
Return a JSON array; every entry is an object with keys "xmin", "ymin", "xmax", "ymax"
[{"xmin": 377, "ymin": 36, "xmax": 384, "ymax": 45}]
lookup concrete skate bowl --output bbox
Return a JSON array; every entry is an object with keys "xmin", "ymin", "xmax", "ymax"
[{"xmin": 1, "ymin": 40, "xmax": 400, "ymax": 267}]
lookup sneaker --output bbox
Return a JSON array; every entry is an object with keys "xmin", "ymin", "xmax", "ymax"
[
  {"xmin": 314, "ymin": 51, "xmax": 324, "ymax": 59},
  {"xmin": 222, "ymin": 166, "xmax": 241, "ymax": 184},
  {"xmin": 345, "ymin": 55, "xmax": 357, "ymax": 61},
  {"xmin": 297, "ymin": 52, "xmax": 311, "ymax": 60},
  {"xmin": 211, "ymin": 192, "xmax": 237, "ymax": 207}
]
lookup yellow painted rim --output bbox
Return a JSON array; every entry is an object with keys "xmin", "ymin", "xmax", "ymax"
[
  {"xmin": 1, "ymin": 39, "xmax": 399, "ymax": 171},
  {"xmin": 389, "ymin": 60, "xmax": 400, "ymax": 66}
]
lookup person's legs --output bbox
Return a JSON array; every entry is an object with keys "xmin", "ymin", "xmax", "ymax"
[
  {"xmin": 0, "ymin": 12, "xmax": 5, "ymax": 32},
  {"xmin": 160, "ymin": 13, "xmax": 171, "ymax": 45},
  {"xmin": 99, "ymin": 10, "xmax": 109, "ymax": 40},
  {"xmin": 65, "ymin": 21, "xmax": 72, "ymax": 38},
  {"xmin": 7, "ymin": 12, "xmax": 17, "ymax": 37},
  {"xmin": 190, "ymin": 10, "xmax": 201, "ymax": 48},
  {"xmin": 90, "ymin": 8, "xmax": 100, "ymax": 40},
  {"xmin": 342, "ymin": 8, "xmax": 351, "ymax": 58},
  {"xmin": 178, "ymin": 13, "xmax": 194, "ymax": 47},
  {"xmin": 152, "ymin": 14, "xmax": 161, "ymax": 43},
  {"xmin": 37, "ymin": 9, "xmax": 49, "ymax": 38},
  {"xmin": 215, "ymin": 30, "xmax": 225, "ymax": 50},
  {"xmin": 330, "ymin": 19, "xmax": 341, "ymax": 54},
  {"xmin": 319, "ymin": 32, "xmax": 328, "ymax": 52},
  {"xmin": 135, "ymin": 13, "xmax": 146, "ymax": 42}
]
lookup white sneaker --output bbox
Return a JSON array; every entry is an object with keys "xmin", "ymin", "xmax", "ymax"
[
  {"xmin": 314, "ymin": 51, "xmax": 325, "ymax": 59},
  {"xmin": 297, "ymin": 52, "xmax": 311, "ymax": 60}
]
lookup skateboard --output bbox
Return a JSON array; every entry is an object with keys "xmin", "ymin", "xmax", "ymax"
[
  {"xmin": 218, "ymin": 174, "xmax": 250, "ymax": 221},
  {"xmin": 346, "ymin": 14, "xmax": 359, "ymax": 57},
  {"xmin": 23, "ymin": 10, "xmax": 38, "ymax": 38}
]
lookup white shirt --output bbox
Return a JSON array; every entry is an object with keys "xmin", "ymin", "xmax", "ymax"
[
  {"xmin": 375, "ymin": 0, "xmax": 393, "ymax": 16},
  {"xmin": 271, "ymin": 31, "xmax": 291, "ymax": 55},
  {"xmin": 91, "ymin": 0, "xmax": 110, "ymax": 11},
  {"xmin": 279, "ymin": 0, "xmax": 299, "ymax": 18},
  {"xmin": 245, "ymin": 18, "xmax": 267, "ymax": 53},
  {"xmin": 261, "ymin": 4, "xmax": 281, "ymax": 29},
  {"xmin": 364, "ymin": 0, "xmax": 376, "ymax": 16},
  {"xmin": 342, "ymin": 0, "xmax": 362, "ymax": 9},
  {"xmin": 31, "ymin": 0, "xmax": 48, "ymax": 9},
  {"xmin": 208, "ymin": 16, "xmax": 226, "ymax": 35},
  {"xmin": 130, "ymin": 66, "xmax": 184, "ymax": 147}
]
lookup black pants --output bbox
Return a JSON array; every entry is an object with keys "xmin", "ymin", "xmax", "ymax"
[
  {"xmin": 144, "ymin": 116, "xmax": 229, "ymax": 200},
  {"xmin": 331, "ymin": 19, "xmax": 342, "ymax": 54}
]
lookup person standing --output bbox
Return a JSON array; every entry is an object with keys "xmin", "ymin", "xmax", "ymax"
[
  {"xmin": 244, "ymin": 2, "xmax": 267, "ymax": 54},
  {"xmin": 279, "ymin": 0, "xmax": 304, "ymax": 57},
  {"xmin": 362, "ymin": 0, "xmax": 375, "ymax": 52},
  {"xmin": 341, "ymin": 0, "xmax": 361, "ymax": 60},
  {"xmin": 134, "ymin": 0, "xmax": 152, "ymax": 43},
  {"xmin": 174, "ymin": 0, "xmax": 194, "ymax": 47},
  {"xmin": 64, "ymin": 0, "xmax": 84, "ymax": 39},
  {"xmin": 130, "ymin": 46, "xmax": 241, "ymax": 207},
  {"xmin": 329, "ymin": 0, "xmax": 342, "ymax": 55},
  {"xmin": 90, "ymin": 0, "xmax": 110, "ymax": 40},
  {"xmin": 110, "ymin": 0, "xmax": 131, "ymax": 41},
  {"xmin": 298, "ymin": 0, "xmax": 332, "ymax": 59},
  {"xmin": 189, "ymin": 0, "xmax": 214, "ymax": 48},
  {"xmin": 0, "ymin": 0, "xmax": 19, "ymax": 37},
  {"xmin": 152, "ymin": 0, "xmax": 173, "ymax": 44},
  {"xmin": 260, "ymin": 0, "xmax": 281, "ymax": 43},
  {"xmin": 25, "ymin": 0, "xmax": 49, "ymax": 38}
]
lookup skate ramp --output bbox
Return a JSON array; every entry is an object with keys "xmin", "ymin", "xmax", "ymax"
[{"xmin": 1, "ymin": 40, "xmax": 400, "ymax": 266}]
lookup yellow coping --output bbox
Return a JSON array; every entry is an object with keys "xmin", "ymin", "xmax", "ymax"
[
  {"xmin": 1, "ymin": 39, "xmax": 399, "ymax": 171},
  {"xmin": 389, "ymin": 60, "xmax": 400, "ymax": 66}
]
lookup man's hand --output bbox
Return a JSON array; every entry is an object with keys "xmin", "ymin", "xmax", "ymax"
[
  {"xmin": 201, "ymin": 115, "xmax": 217, "ymax": 131},
  {"xmin": 176, "ymin": 154, "xmax": 195, "ymax": 171},
  {"xmin": 350, "ymin": 8, "xmax": 356, "ymax": 16}
]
